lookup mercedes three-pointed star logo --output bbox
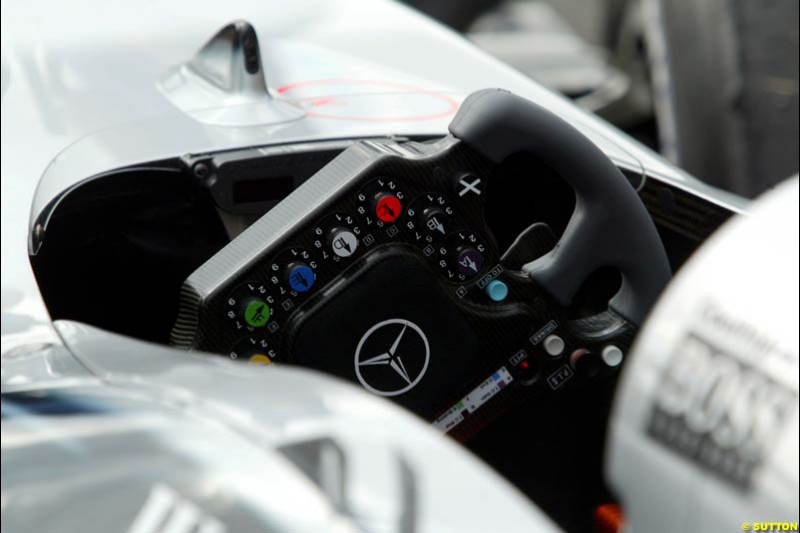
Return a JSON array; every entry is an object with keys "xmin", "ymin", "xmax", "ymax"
[{"xmin": 354, "ymin": 318, "xmax": 430, "ymax": 396}]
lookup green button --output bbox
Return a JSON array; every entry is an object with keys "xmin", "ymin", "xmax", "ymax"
[{"xmin": 244, "ymin": 299, "xmax": 271, "ymax": 328}]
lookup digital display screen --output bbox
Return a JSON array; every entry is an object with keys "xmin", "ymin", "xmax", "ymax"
[{"xmin": 233, "ymin": 175, "xmax": 294, "ymax": 204}]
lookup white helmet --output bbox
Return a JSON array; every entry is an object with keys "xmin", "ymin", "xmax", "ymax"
[{"xmin": 607, "ymin": 177, "xmax": 799, "ymax": 532}]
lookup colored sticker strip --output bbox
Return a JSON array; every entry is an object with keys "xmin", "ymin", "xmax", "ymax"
[{"xmin": 433, "ymin": 367, "xmax": 513, "ymax": 433}]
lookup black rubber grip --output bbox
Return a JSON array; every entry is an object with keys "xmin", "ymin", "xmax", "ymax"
[{"xmin": 449, "ymin": 89, "xmax": 671, "ymax": 325}]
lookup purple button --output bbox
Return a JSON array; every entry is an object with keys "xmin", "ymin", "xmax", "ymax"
[{"xmin": 456, "ymin": 248, "xmax": 484, "ymax": 277}]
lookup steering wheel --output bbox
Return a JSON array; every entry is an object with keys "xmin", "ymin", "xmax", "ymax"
[{"xmin": 172, "ymin": 89, "xmax": 671, "ymax": 439}]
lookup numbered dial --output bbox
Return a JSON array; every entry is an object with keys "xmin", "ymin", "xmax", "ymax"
[
  {"xmin": 405, "ymin": 193, "xmax": 455, "ymax": 244},
  {"xmin": 268, "ymin": 248, "xmax": 319, "ymax": 297},
  {"xmin": 225, "ymin": 282, "xmax": 276, "ymax": 332},
  {"xmin": 438, "ymin": 230, "xmax": 487, "ymax": 282},
  {"xmin": 312, "ymin": 213, "xmax": 363, "ymax": 262},
  {"xmin": 228, "ymin": 336, "xmax": 277, "ymax": 364},
  {"xmin": 357, "ymin": 177, "xmax": 406, "ymax": 227}
]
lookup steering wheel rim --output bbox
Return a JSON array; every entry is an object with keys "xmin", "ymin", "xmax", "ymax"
[{"xmin": 450, "ymin": 89, "xmax": 671, "ymax": 325}]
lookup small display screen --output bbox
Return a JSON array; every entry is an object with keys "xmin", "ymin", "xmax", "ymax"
[{"xmin": 233, "ymin": 176, "xmax": 294, "ymax": 204}]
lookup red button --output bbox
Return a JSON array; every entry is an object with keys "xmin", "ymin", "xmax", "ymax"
[{"xmin": 375, "ymin": 195, "xmax": 403, "ymax": 223}]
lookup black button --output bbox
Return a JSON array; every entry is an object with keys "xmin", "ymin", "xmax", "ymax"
[
  {"xmin": 453, "ymin": 171, "xmax": 483, "ymax": 199},
  {"xmin": 421, "ymin": 207, "xmax": 450, "ymax": 238}
]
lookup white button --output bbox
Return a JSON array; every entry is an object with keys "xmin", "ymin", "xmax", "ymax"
[
  {"xmin": 331, "ymin": 230, "xmax": 358, "ymax": 257},
  {"xmin": 602, "ymin": 345, "xmax": 624, "ymax": 367},
  {"xmin": 543, "ymin": 335, "xmax": 565, "ymax": 356}
]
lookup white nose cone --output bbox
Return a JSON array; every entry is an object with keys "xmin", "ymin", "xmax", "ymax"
[{"xmin": 607, "ymin": 177, "xmax": 799, "ymax": 532}]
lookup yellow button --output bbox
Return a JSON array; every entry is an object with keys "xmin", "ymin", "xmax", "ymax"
[{"xmin": 248, "ymin": 354, "xmax": 272, "ymax": 365}]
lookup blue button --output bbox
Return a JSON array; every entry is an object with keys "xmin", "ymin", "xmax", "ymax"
[
  {"xmin": 485, "ymin": 280, "xmax": 508, "ymax": 302},
  {"xmin": 288, "ymin": 264, "xmax": 315, "ymax": 293}
]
